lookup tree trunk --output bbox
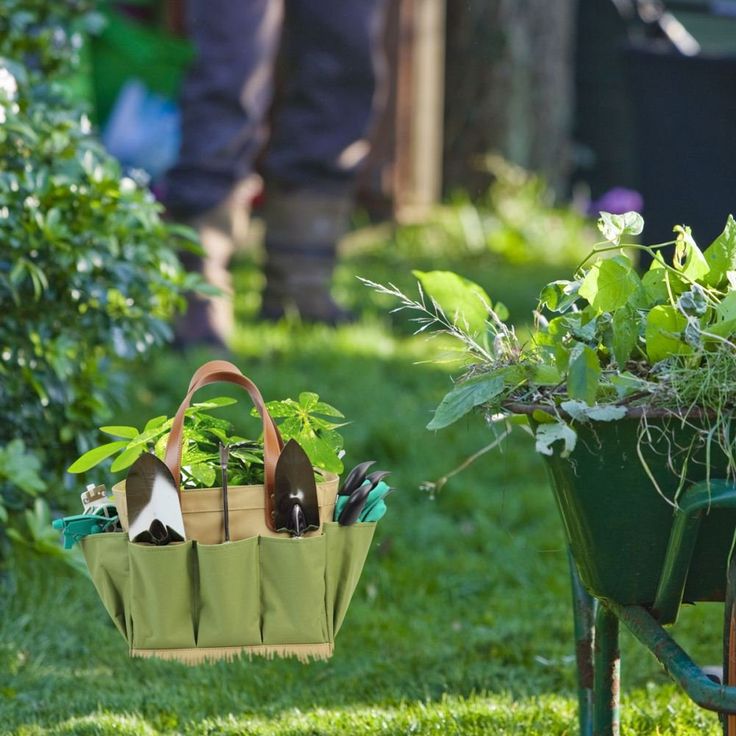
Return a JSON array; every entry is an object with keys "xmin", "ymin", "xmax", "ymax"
[{"xmin": 444, "ymin": 0, "xmax": 576, "ymax": 198}]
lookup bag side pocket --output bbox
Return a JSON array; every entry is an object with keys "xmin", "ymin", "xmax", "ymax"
[
  {"xmin": 129, "ymin": 541, "xmax": 196, "ymax": 649},
  {"xmin": 260, "ymin": 535, "xmax": 327, "ymax": 645},
  {"xmin": 82, "ymin": 532, "xmax": 131, "ymax": 643},
  {"xmin": 197, "ymin": 537, "xmax": 260, "ymax": 647},
  {"xmin": 324, "ymin": 522, "xmax": 376, "ymax": 638}
]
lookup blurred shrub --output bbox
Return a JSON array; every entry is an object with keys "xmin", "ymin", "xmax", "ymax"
[
  {"xmin": 0, "ymin": 6, "xmax": 195, "ymax": 567},
  {"xmin": 0, "ymin": 0, "xmax": 100, "ymax": 79},
  {"xmin": 389, "ymin": 156, "xmax": 595, "ymax": 265}
]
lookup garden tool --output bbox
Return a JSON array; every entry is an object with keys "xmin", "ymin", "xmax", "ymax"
[
  {"xmin": 358, "ymin": 482, "xmax": 393, "ymax": 523},
  {"xmin": 339, "ymin": 461, "xmax": 375, "ymax": 496},
  {"xmin": 336, "ymin": 479, "xmax": 392, "ymax": 526},
  {"xmin": 126, "ymin": 452, "xmax": 186, "ymax": 545},
  {"xmin": 219, "ymin": 443, "xmax": 231, "ymax": 542},
  {"xmin": 273, "ymin": 439, "xmax": 320, "ymax": 537},
  {"xmin": 53, "ymin": 509, "xmax": 119, "ymax": 549}
]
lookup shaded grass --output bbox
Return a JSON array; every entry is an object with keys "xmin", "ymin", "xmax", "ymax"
[{"xmin": 0, "ymin": 238, "xmax": 727, "ymax": 734}]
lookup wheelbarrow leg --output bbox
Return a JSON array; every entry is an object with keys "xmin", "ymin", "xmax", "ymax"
[
  {"xmin": 569, "ymin": 550, "xmax": 596, "ymax": 736},
  {"xmin": 724, "ymin": 549, "xmax": 736, "ymax": 736},
  {"xmin": 593, "ymin": 604, "xmax": 620, "ymax": 736}
]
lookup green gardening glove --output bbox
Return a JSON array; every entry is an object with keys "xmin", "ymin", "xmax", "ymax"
[{"xmin": 333, "ymin": 481, "xmax": 391, "ymax": 523}]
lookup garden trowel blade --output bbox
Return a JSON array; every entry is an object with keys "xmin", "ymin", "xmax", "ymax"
[
  {"xmin": 126, "ymin": 452, "xmax": 186, "ymax": 544},
  {"xmin": 274, "ymin": 439, "xmax": 320, "ymax": 535}
]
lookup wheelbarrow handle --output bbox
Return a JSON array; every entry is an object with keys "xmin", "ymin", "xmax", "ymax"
[{"xmin": 653, "ymin": 479, "xmax": 736, "ymax": 625}]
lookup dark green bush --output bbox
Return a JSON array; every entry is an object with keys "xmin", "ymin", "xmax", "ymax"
[{"xmin": 0, "ymin": 6, "xmax": 195, "ymax": 565}]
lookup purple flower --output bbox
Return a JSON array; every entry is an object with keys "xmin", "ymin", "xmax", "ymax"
[{"xmin": 588, "ymin": 187, "xmax": 644, "ymax": 216}]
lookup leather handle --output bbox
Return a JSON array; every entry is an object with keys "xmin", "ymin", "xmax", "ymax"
[
  {"xmin": 163, "ymin": 362, "xmax": 284, "ymax": 530},
  {"xmin": 185, "ymin": 359, "xmax": 244, "ymax": 393}
]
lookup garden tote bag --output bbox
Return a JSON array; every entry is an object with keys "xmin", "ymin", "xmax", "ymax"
[{"xmin": 81, "ymin": 360, "xmax": 375, "ymax": 663}]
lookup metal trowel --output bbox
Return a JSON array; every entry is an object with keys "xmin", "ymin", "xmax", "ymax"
[
  {"xmin": 273, "ymin": 439, "xmax": 320, "ymax": 536},
  {"xmin": 126, "ymin": 452, "xmax": 186, "ymax": 545}
]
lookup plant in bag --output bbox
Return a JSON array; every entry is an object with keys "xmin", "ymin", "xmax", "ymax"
[{"xmin": 67, "ymin": 394, "xmax": 347, "ymax": 486}]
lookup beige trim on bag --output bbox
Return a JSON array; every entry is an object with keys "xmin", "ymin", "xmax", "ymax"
[{"xmin": 131, "ymin": 642, "xmax": 334, "ymax": 665}]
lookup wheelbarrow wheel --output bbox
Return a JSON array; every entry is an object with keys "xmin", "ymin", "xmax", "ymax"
[{"xmin": 724, "ymin": 553, "xmax": 736, "ymax": 736}]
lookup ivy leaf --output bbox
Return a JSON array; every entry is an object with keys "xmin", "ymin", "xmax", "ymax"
[
  {"xmin": 532, "ymin": 364, "xmax": 562, "ymax": 386},
  {"xmin": 427, "ymin": 372, "xmax": 506, "ymax": 430},
  {"xmin": 611, "ymin": 307, "xmax": 637, "ymax": 366},
  {"xmin": 539, "ymin": 280, "xmax": 581, "ymax": 313},
  {"xmin": 560, "ymin": 400, "xmax": 627, "ymax": 422},
  {"xmin": 567, "ymin": 344, "xmax": 601, "ymax": 406},
  {"xmin": 535, "ymin": 422, "xmax": 578, "ymax": 457},
  {"xmin": 413, "ymin": 270, "xmax": 491, "ymax": 336},
  {"xmin": 579, "ymin": 256, "xmax": 641, "ymax": 314},
  {"xmin": 673, "ymin": 226, "xmax": 710, "ymax": 281},
  {"xmin": 704, "ymin": 215, "xmax": 736, "ymax": 287},
  {"xmin": 597, "ymin": 211, "xmax": 644, "ymax": 244},
  {"xmin": 67, "ymin": 441, "xmax": 129, "ymax": 473},
  {"xmin": 645, "ymin": 305, "xmax": 691, "ymax": 363},
  {"xmin": 611, "ymin": 372, "xmax": 654, "ymax": 398}
]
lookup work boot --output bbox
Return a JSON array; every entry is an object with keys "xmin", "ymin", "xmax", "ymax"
[
  {"xmin": 260, "ymin": 187, "xmax": 353, "ymax": 324},
  {"xmin": 174, "ymin": 177, "xmax": 260, "ymax": 348}
]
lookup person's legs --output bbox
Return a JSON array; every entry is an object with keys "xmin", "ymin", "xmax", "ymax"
[
  {"xmin": 167, "ymin": 0, "xmax": 283, "ymax": 217},
  {"xmin": 260, "ymin": 0, "xmax": 387, "ymax": 322},
  {"xmin": 167, "ymin": 0, "xmax": 283, "ymax": 345}
]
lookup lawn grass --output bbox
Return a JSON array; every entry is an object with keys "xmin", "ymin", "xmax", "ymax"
[{"xmin": 0, "ymin": 231, "xmax": 727, "ymax": 734}]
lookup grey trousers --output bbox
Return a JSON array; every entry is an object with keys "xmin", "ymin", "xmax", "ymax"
[{"xmin": 165, "ymin": 0, "xmax": 386, "ymax": 217}]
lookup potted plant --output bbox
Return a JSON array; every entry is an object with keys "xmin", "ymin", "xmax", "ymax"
[
  {"xmin": 366, "ymin": 211, "xmax": 736, "ymax": 610},
  {"xmin": 67, "ymin": 389, "xmax": 348, "ymax": 539}
]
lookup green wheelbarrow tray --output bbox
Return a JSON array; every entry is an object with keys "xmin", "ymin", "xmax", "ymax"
[
  {"xmin": 526, "ymin": 412, "xmax": 736, "ymax": 734},
  {"xmin": 541, "ymin": 416, "xmax": 736, "ymax": 613}
]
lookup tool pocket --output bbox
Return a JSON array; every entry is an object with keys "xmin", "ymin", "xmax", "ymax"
[
  {"xmin": 324, "ymin": 522, "xmax": 376, "ymax": 638},
  {"xmin": 259, "ymin": 535, "xmax": 328, "ymax": 644},
  {"xmin": 196, "ymin": 537, "xmax": 261, "ymax": 647},
  {"xmin": 82, "ymin": 532, "xmax": 131, "ymax": 641},
  {"xmin": 129, "ymin": 541, "xmax": 196, "ymax": 649}
]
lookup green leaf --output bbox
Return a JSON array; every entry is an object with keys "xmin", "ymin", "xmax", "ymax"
[
  {"xmin": 187, "ymin": 463, "xmax": 217, "ymax": 488},
  {"xmin": 597, "ymin": 211, "xmax": 644, "ymax": 244},
  {"xmin": 611, "ymin": 308, "xmax": 637, "ymax": 366},
  {"xmin": 413, "ymin": 270, "xmax": 491, "ymax": 336},
  {"xmin": 704, "ymin": 215, "xmax": 736, "ymax": 287},
  {"xmin": 560, "ymin": 400, "xmax": 627, "ymax": 422},
  {"xmin": 427, "ymin": 372, "xmax": 506, "ymax": 430},
  {"xmin": 0, "ymin": 440, "xmax": 45, "ymax": 495},
  {"xmin": 645, "ymin": 305, "xmax": 691, "ymax": 363},
  {"xmin": 110, "ymin": 445, "xmax": 144, "ymax": 472},
  {"xmin": 99, "ymin": 425, "xmax": 139, "ymax": 439},
  {"xmin": 579, "ymin": 256, "xmax": 641, "ymax": 313},
  {"xmin": 532, "ymin": 364, "xmax": 562, "ymax": 386},
  {"xmin": 611, "ymin": 372, "xmax": 653, "ymax": 398},
  {"xmin": 67, "ymin": 441, "xmax": 129, "ymax": 473},
  {"xmin": 566, "ymin": 344, "xmax": 601, "ymax": 406},
  {"xmin": 716, "ymin": 291, "xmax": 736, "ymax": 322},
  {"xmin": 673, "ymin": 226, "xmax": 710, "ymax": 281},
  {"xmin": 535, "ymin": 422, "xmax": 577, "ymax": 457},
  {"xmin": 494, "ymin": 302, "xmax": 510, "ymax": 321},
  {"xmin": 192, "ymin": 396, "xmax": 238, "ymax": 410},
  {"xmin": 539, "ymin": 280, "xmax": 581, "ymax": 313},
  {"xmin": 143, "ymin": 415, "xmax": 168, "ymax": 432}
]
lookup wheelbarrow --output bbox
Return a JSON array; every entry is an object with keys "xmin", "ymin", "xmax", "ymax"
[{"xmin": 539, "ymin": 415, "xmax": 736, "ymax": 735}]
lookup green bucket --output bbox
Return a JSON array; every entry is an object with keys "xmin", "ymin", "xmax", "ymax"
[
  {"xmin": 89, "ymin": 9, "xmax": 193, "ymax": 125},
  {"xmin": 543, "ymin": 417, "xmax": 736, "ymax": 606}
]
